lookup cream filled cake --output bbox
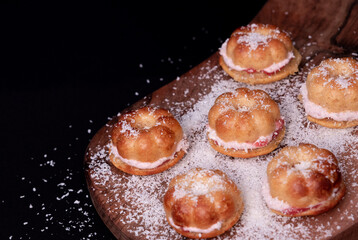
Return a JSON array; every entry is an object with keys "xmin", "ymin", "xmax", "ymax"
[
  {"xmin": 163, "ymin": 168, "xmax": 244, "ymax": 239},
  {"xmin": 207, "ymin": 88, "xmax": 285, "ymax": 158},
  {"xmin": 264, "ymin": 143, "xmax": 346, "ymax": 217},
  {"xmin": 109, "ymin": 106, "xmax": 188, "ymax": 175},
  {"xmin": 219, "ymin": 23, "xmax": 301, "ymax": 84},
  {"xmin": 300, "ymin": 57, "xmax": 358, "ymax": 128}
]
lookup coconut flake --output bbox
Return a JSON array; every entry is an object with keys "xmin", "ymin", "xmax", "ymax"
[{"xmin": 87, "ymin": 61, "xmax": 358, "ymax": 239}]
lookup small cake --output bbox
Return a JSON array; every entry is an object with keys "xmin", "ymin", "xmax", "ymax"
[
  {"xmin": 163, "ymin": 168, "xmax": 244, "ymax": 239},
  {"xmin": 263, "ymin": 143, "xmax": 346, "ymax": 217},
  {"xmin": 300, "ymin": 57, "xmax": 358, "ymax": 128},
  {"xmin": 109, "ymin": 106, "xmax": 187, "ymax": 175},
  {"xmin": 207, "ymin": 88, "xmax": 285, "ymax": 158},
  {"xmin": 219, "ymin": 23, "xmax": 301, "ymax": 84}
]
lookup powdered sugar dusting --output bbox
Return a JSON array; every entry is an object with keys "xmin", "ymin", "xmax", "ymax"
[{"xmin": 87, "ymin": 60, "xmax": 358, "ymax": 239}]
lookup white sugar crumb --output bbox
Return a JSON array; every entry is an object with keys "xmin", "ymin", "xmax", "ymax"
[
  {"xmin": 315, "ymin": 58, "xmax": 358, "ymax": 89},
  {"xmin": 87, "ymin": 62, "xmax": 358, "ymax": 239},
  {"xmin": 233, "ymin": 24, "xmax": 287, "ymax": 52},
  {"xmin": 172, "ymin": 169, "xmax": 227, "ymax": 201},
  {"xmin": 236, "ymin": 32, "xmax": 270, "ymax": 51},
  {"xmin": 46, "ymin": 160, "xmax": 55, "ymax": 167}
]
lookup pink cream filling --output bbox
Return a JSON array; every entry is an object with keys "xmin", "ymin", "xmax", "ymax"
[
  {"xmin": 219, "ymin": 39, "xmax": 294, "ymax": 75},
  {"xmin": 110, "ymin": 139, "xmax": 188, "ymax": 169},
  {"xmin": 300, "ymin": 83, "xmax": 358, "ymax": 121},
  {"xmin": 207, "ymin": 118, "xmax": 284, "ymax": 151}
]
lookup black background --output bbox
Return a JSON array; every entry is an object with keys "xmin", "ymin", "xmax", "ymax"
[{"xmin": 1, "ymin": 1, "xmax": 266, "ymax": 239}]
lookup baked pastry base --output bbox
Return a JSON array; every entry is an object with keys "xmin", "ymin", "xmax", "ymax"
[
  {"xmin": 208, "ymin": 126, "xmax": 285, "ymax": 158},
  {"xmin": 307, "ymin": 115, "xmax": 358, "ymax": 129},
  {"xmin": 109, "ymin": 148, "xmax": 186, "ymax": 175},
  {"xmin": 219, "ymin": 48, "xmax": 302, "ymax": 85}
]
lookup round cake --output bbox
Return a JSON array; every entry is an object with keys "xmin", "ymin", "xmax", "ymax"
[
  {"xmin": 207, "ymin": 88, "xmax": 285, "ymax": 158},
  {"xmin": 109, "ymin": 106, "xmax": 187, "ymax": 175},
  {"xmin": 219, "ymin": 23, "xmax": 301, "ymax": 84},
  {"xmin": 300, "ymin": 57, "xmax": 358, "ymax": 128},
  {"xmin": 163, "ymin": 168, "xmax": 244, "ymax": 239},
  {"xmin": 263, "ymin": 143, "xmax": 346, "ymax": 217}
]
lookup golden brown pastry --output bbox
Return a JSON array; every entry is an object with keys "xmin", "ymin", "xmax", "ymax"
[
  {"xmin": 207, "ymin": 88, "xmax": 285, "ymax": 158},
  {"xmin": 163, "ymin": 168, "xmax": 244, "ymax": 239},
  {"xmin": 263, "ymin": 143, "xmax": 345, "ymax": 217},
  {"xmin": 109, "ymin": 106, "xmax": 187, "ymax": 175},
  {"xmin": 300, "ymin": 57, "xmax": 358, "ymax": 128},
  {"xmin": 219, "ymin": 23, "xmax": 301, "ymax": 84}
]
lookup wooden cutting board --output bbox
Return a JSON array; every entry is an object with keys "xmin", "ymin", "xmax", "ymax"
[{"xmin": 84, "ymin": 0, "xmax": 358, "ymax": 239}]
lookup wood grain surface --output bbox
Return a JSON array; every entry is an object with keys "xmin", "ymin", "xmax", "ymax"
[{"xmin": 84, "ymin": 0, "xmax": 358, "ymax": 239}]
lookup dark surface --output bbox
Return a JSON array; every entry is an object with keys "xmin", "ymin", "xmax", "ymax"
[{"xmin": 0, "ymin": 1, "xmax": 266, "ymax": 239}]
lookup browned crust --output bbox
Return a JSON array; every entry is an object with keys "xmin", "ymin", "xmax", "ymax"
[
  {"xmin": 109, "ymin": 148, "xmax": 186, "ymax": 175},
  {"xmin": 219, "ymin": 48, "xmax": 301, "ymax": 84},
  {"xmin": 307, "ymin": 115, "xmax": 358, "ymax": 129},
  {"xmin": 207, "ymin": 126, "xmax": 285, "ymax": 158},
  {"xmin": 270, "ymin": 180, "xmax": 346, "ymax": 217}
]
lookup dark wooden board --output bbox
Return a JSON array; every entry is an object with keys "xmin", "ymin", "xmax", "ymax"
[{"xmin": 85, "ymin": 0, "xmax": 358, "ymax": 239}]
